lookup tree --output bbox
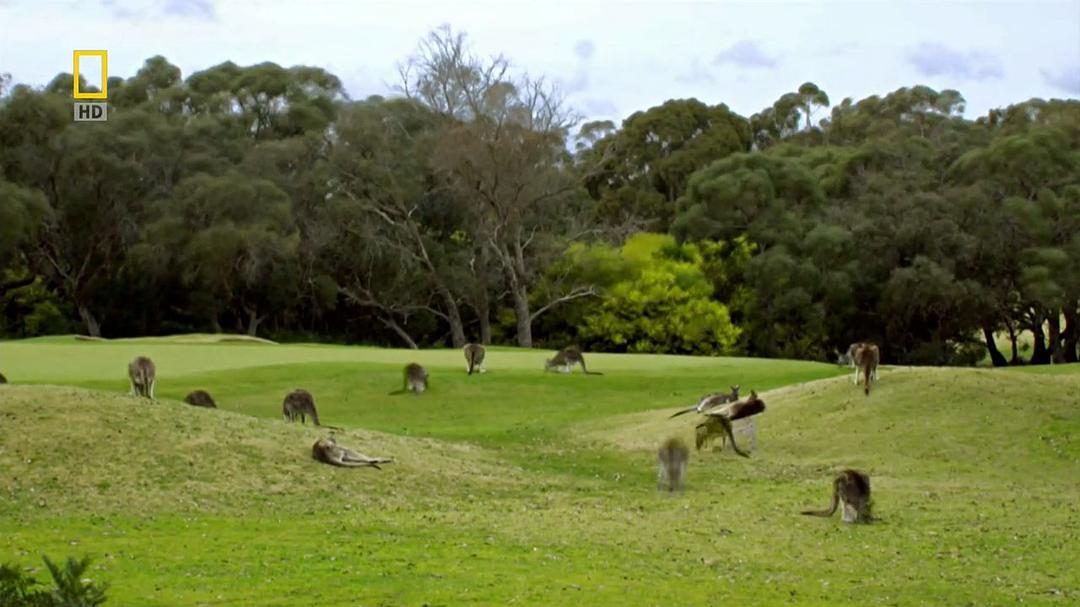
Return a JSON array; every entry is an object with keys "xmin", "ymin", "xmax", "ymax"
[
  {"xmin": 0, "ymin": 180, "xmax": 47, "ymax": 296},
  {"xmin": 672, "ymin": 152, "xmax": 825, "ymax": 248},
  {"xmin": 404, "ymin": 26, "xmax": 600, "ymax": 347},
  {"xmin": 326, "ymin": 97, "xmax": 471, "ymax": 347},
  {"xmin": 580, "ymin": 99, "xmax": 752, "ymax": 230},
  {"xmin": 0, "ymin": 85, "xmax": 179, "ymax": 336},
  {"xmin": 575, "ymin": 233, "xmax": 741, "ymax": 354},
  {"xmin": 136, "ymin": 172, "xmax": 298, "ymax": 336}
]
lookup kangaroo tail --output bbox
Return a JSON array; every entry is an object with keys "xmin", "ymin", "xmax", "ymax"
[{"xmin": 801, "ymin": 481, "xmax": 840, "ymax": 517}]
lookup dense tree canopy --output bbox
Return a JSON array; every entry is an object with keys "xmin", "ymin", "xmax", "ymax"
[{"xmin": 0, "ymin": 28, "xmax": 1076, "ymax": 365}]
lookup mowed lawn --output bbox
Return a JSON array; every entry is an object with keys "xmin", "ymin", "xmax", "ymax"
[{"xmin": 1, "ymin": 336, "xmax": 1078, "ymax": 606}]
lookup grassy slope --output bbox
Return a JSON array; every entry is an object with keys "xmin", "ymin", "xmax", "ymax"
[{"xmin": 1, "ymin": 337, "xmax": 1078, "ymax": 606}]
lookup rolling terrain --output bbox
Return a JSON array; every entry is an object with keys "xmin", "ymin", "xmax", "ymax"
[{"xmin": 1, "ymin": 336, "xmax": 1078, "ymax": 606}]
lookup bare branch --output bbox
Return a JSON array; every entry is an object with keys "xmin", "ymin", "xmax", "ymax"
[{"xmin": 530, "ymin": 285, "xmax": 599, "ymax": 322}]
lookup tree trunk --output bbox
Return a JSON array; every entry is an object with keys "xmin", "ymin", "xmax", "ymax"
[
  {"xmin": 431, "ymin": 281, "xmax": 466, "ymax": 348},
  {"xmin": 1030, "ymin": 311, "xmax": 1051, "ymax": 365},
  {"xmin": 77, "ymin": 305, "xmax": 102, "ymax": 338},
  {"xmin": 479, "ymin": 300, "xmax": 492, "ymax": 345},
  {"xmin": 1062, "ymin": 305, "xmax": 1079, "ymax": 363},
  {"xmin": 379, "ymin": 316, "xmax": 419, "ymax": 349},
  {"xmin": 1047, "ymin": 312, "xmax": 1064, "ymax": 364},
  {"xmin": 246, "ymin": 309, "xmax": 263, "ymax": 337},
  {"xmin": 445, "ymin": 302, "xmax": 467, "ymax": 349},
  {"xmin": 511, "ymin": 283, "xmax": 532, "ymax": 348},
  {"xmin": 1006, "ymin": 321, "xmax": 1021, "ymax": 364},
  {"xmin": 211, "ymin": 317, "xmax": 223, "ymax": 334},
  {"xmin": 981, "ymin": 324, "xmax": 1009, "ymax": 367}
]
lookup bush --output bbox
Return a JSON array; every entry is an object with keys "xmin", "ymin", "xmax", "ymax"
[{"xmin": 0, "ymin": 555, "xmax": 109, "ymax": 607}]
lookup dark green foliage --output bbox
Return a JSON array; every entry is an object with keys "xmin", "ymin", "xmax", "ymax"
[
  {"xmin": 0, "ymin": 555, "xmax": 109, "ymax": 606},
  {"xmin": 0, "ymin": 32, "xmax": 1076, "ymax": 365}
]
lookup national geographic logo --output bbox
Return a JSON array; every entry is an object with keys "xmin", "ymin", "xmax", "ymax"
[{"xmin": 72, "ymin": 50, "xmax": 108, "ymax": 122}]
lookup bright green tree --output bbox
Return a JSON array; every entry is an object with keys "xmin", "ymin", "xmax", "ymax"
[{"xmin": 577, "ymin": 233, "xmax": 741, "ymax": 355}]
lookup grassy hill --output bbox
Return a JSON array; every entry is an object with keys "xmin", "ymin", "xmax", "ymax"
[{"xmin": 1, "ymin": 336, "xmax": 1078, "ymax": 605}]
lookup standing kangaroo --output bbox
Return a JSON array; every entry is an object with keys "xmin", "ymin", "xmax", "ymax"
[
  {"xmin": 463, "ymin": 343, "xmax": 486, "ymax": 375},
  {"xmin": 853, "ymin": 343, "xmax": 880, "ymax": 395},
  {"xmin": 128, "ymin": 356, "xmax": 156, "ymax": 400}
]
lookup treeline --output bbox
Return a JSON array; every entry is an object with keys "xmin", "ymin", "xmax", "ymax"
[{"xmin": 0, "ymin": 27, "xmax": 1077, "ymax": 365}]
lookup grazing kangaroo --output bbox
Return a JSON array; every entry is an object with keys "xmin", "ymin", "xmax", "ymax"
[
  {"xmin": 281, "ymin": 389, "xmax": 341, "ymax": 429},
  {"xmin": 183, "ymin": 390, "xmax": 217, "ymax": 408},
  {"xmin": 312, "ymin": 435, "xmax": 393, "ymax": 469},
  {"xmin": 128, "ymin": 356, "xmax": 156, "ymax": 399},
  {"xmin": 694, "ymin": 391, "xmax": 766, "ymax": 457},
  {"xmin": 853, "ymin": 343, "xmax": 880, "ymax": 395},
  {"xmin": 389, "ymin": 363, "xmax": 428, "ymax": 395},
  {"xmin": 669, "ymin": 385, "xmax": 740, "ymax": 418},
  {"xmin": 657, "ymin": 437, "xmax": 689, "ymax": 493},
  {"xmin": 463, "ymin": 343, "xmax": 486, "ymax": 375},
  {"xmin": 0, "ymin": 371, "xmax": 7, "ymax": 384},
  {"xmin": 801, "ymin": 469, "xmax": 873, "ymax": 524},
  {"xmin": 544, "ymin": 346, "xmax": 603, "ymax": 375}
]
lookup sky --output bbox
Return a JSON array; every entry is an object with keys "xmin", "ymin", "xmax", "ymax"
[{"xmin": 1, "ymin": 0, "xmax": 1077, "ymax": 125}]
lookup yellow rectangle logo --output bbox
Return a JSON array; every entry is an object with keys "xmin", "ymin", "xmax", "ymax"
[{"xmin": 73, "ymin": 50, "xmax": 108, "ymax": 99}]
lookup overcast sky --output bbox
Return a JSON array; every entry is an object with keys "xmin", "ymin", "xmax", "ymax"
[{"xmin": 1, "ymin": 0, "xmax": 1077, "ymax": 124}]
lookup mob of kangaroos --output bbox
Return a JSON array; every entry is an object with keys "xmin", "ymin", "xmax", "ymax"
[{"xmin": 104, "ymin": 341, "xmax": 883, "ymax": 524}]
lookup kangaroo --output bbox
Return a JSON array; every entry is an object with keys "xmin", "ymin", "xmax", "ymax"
[
  {"xmin": 312, "ymin": 435, "xmax": 393, "ymax": 469},
  {"xmin": 801, "ymin": 469, "xmax": 873, "ymax": 524},
  {"xmin": 389, "ymin": 363, "xmax": 428, "ymax": 395},
  {"xmin": 463, "ymin": 343, "xmax": 486, "ymax": 375},
  {"xmin": 544, "ymin": 346, "xmax": 603, "ymax": 375},
  {"xmin": 845, "ymin": 342, "xmax": 879, "ymax": 384},
  {"xmin": 657, "ymin": 437, "xmax": 689, "ymax": 493},
  {"xmin": 282, "ymin": 389, "xmax": 342, "ymax": 429},
  {"xmin": 0, "ymin": 371, "xmax": 7, "ymax": 384},
  {"xmin": 694, "ymin": 391, "xmax": 766, "ymax": 457},
  {"xmin": 128, "ymin": 356, "xmax": 156, "ymax": 400},
  {"xmin": 669, "ymin": 385, "xmax": 740, "ymax": 418},
  {"xmin": 183, "ymin": 389, "xmax": 217, "ymax": 408},
  {"xmin": 853, "ymin": 343, "xmax": 880, "ymax": 395}
]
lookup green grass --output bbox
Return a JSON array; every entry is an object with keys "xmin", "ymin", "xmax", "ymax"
[{"xmin": 1, "ymin": 336, "xmax": 1079, "ymax": 605}]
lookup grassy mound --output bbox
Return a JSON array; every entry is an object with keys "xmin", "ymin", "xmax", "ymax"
[
  {"xmin": 581, "ymin": 367, "xmax": 1080, "ymax": 484},
  {"xmin": 0, "ymin": 385, "xmax": 516, "ymax": 515}
]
